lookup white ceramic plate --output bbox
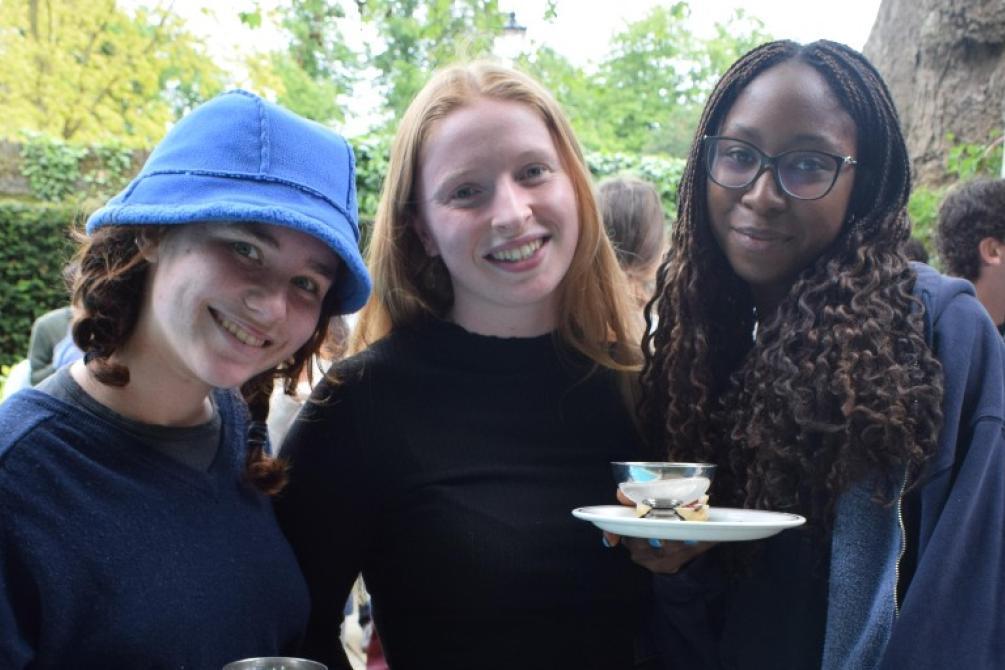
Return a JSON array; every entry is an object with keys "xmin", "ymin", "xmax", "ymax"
[{"xmin": 572, "ymin": 505, "xmax": 806, "ymax": 542}]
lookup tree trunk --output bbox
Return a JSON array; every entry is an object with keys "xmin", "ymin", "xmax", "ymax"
[{"xmin": 863, "ymin": 0, "xmax": 1005, "ymax": 185}]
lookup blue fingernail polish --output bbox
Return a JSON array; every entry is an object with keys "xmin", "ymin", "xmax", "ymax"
[
  {"xmin": 648, "ymin": 538, "xmax": 662, "ymax": 549},
  {"xmin": 602, "ymin": 536, "xmax": 612, "ymax": 548},
  {"xmin": 684, "ymin": 540, "xmax": 698, "ymax": 546}
]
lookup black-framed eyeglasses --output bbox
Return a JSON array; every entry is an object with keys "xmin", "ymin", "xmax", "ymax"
[{"xmin": 702, "ymin": 135, "xmax": 857, "ymax": 201}]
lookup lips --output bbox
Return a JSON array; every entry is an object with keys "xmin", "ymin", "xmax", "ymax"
[
  {"xmin": 210, "ymin": 308, "xmax": 272, "ymax": 348},
  {"xmin": 485, "ymin": 236, "xmax": 548, "ymax": 263},
  {"xmin": 732, "ymin": 226, "xmax": 788, "ymax": 242}
]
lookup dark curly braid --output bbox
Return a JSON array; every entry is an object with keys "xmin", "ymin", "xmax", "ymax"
[
  {"xmin": 639, "ymin": 40, "xmax": 944, "ymax": 529},
  {"xmin": 67, "ymin": 224, "xmax": 338, "ymax": 496}
]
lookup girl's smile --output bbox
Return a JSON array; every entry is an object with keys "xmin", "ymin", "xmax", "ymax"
[
  {"xmin": 414, "ymin": 97, "xmax": 580, "ymax": 337},
  {"xmin": 132, "ymin": 222, "xmax": 339, "ymax": 394},
  {"xmin": 706, "ymin": 60, "xmax": 858, "ymax": 315}
]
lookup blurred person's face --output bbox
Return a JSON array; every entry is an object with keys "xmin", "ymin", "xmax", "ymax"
[
  {"xmin": 975, "ymin": 236, "xmax": 1005, "ymax": 326},
  {"xmin": 706, "ymin": 60, "xmax": 857, "ymax": 315},
  {"xmin": 414, "ymin": 97, "xmax": 579, "ymax": 337},
  {"xmin": 136, "ymin": 222, "xmax": 338, "ymax": 390}
]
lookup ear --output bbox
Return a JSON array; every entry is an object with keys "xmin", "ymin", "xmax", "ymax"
[
  {"xmin": 978, "ymin": 237, "xmax": 1005, "ymax": 266},
  {"xmin": 411, "ymin": 214, "xmax": 440, "ymax": 257},
  {"xmin": 136, "ymin": 229, "xmax": 161, "ymax": 263}
]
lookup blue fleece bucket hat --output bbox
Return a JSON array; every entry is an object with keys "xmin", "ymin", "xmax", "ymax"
[{"xmin": 86, "ymin": 89, "xmax": 371, "ymax": 314}]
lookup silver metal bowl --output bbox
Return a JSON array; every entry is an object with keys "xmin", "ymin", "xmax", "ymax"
[
  {"xmin": 611, "ymin": 461, "xmax": 716, "ymax": 510},
  {"xmin": 222, "ymin": 658, "xmax": 327, "ymax": 670}
]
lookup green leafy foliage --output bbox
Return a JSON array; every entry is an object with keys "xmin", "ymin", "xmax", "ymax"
[
  {"xmin": 19, "ymin": 134, "xmax": 85, "ymax": 202},
  {"xmin": 907, "ymin": 186, "xmax": 942, "ymax": 266},
  {"xmin": 354, "ymin": 135, "xmax": 392, "ymax": 224},
  {"xmin": 906, "ymin": 131, "xmax": 1005, "ymax": 267},
  {"xmin": 0, "ymin": 0, "xmax": 224, "ymax": 146},
  {"xmin": 944, "ymin": 132, "xmax": 1004, "ymax": 182},
  {"xmin": 519, "ymin": 5, "xmax": 771, "ymax": 157},
  {"xmin": 0, "ymin": 201, "xmax": 80, "ymax": 367},
  {"xmin": 357, "ymin": 0, "xmax": 507, "ymax": 123},
  {"xmin": 586, "ymin": 152, "xmax": 686, "ymax": 218},
  {"xmin": 245, "ymin": 0, "xmax": 359, "ymax": 123},
  {"xmin": 19, "ymin": 133, "xmax": 137, "ymax": 204}
]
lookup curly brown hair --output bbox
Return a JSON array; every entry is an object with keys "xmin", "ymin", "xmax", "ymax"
[
  {"xmin": 936, "ymin": 178, "xmax": 1005, "ymax": 281},
  {"xmin": 67, "ymin": 224, "xmax": 339, "ymax": 495},
  {"xmin": 639, "ymin": 40, "xmax": 944, "ymax": 529}
]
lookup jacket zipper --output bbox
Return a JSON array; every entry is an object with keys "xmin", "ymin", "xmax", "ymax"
[{"xmin": 893, "ymin": 468, "xmax": 910, "ymax": 617}]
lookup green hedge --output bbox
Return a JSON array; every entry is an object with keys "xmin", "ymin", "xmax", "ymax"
[
  {"xmin": 0, "ymin": 138, "xmax": 687, "ymax": 368},
  {"xmin": 0, "ymin": 200, "xmax": 81, "ymax": 367}
]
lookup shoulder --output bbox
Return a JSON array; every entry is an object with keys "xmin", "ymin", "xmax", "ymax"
[
  {"xmin": 327, "ymin": 329, "xmax": 419, "ymax": 387},
  {"xmin": 910, "ymin": 262, "xmax": 982, "ymax": 329},
  {"xmin": 911, "ymin": 265, "xmax": 1005, "ymax": 429},
  {"xmin": 910, "ymin": 262, "xmax": 998, "ymax": 348},
  {"xmin": 0, "ymin": 391, "xmax": 66, "ymax": 463}
]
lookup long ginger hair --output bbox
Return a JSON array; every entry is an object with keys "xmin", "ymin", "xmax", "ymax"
[{"xmin": 350, "ymin": 61, "xmax": 641, "ymax": 372}]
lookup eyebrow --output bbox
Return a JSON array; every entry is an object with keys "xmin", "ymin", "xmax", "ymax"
[
  {"xmin": 722, "ymin": 125, "xmax": 848, "ymax": 153},
  {"xmin": 428, "ymin": 150, "xmax": 559, "ymax": 196},
  {"xmin": 235, "ymin": 223, "xmax": 340, "ymax": 280}
]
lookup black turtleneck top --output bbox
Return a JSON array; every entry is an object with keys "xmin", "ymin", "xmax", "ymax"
[{"xmin": 275, "ymin": 319, "xmax": 652, "ymax": 670}]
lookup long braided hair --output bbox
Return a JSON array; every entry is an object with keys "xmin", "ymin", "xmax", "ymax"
[
  {"xmin": 68, "ymin": 224, "xmax": 337, "ymax": 495},
  {"xmin": 639, "ymin": 40, "xmax": 944, "ymax": 528}
]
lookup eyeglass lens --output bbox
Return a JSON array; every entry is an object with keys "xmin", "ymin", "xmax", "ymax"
[{"xmin": 706, "ymin": 137, "xmax": 841, "ymax": 200}]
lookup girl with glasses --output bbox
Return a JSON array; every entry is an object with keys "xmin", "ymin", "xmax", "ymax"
[
  {"xmin": 617, "ymin": 40, "xmax": 1004, "ymax": 669},
  {"xmin": 275, "ymin": 63, "xmax": 652, "ymax": 669}
]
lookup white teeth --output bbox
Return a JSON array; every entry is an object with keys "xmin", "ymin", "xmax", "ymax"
[
  {"xmin": 217, "ymin": 314, "xmax": 267, "ymax": 347},
  {"xmin": 489, "ymin": 239, "xmax": 543, "ymax": 262}
]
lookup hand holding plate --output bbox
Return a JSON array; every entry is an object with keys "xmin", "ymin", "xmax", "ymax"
[{"xmin": 603, "ymin": 488, "xmax": 717, "ymax": 574}]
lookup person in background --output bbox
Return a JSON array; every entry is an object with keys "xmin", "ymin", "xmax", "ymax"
[
  {"xmin": 621, "ymin": 40, "xmax": 1004, "ymax": 669},
  {"xmin": 900, "ymin": 236, "xmax": 929, "ymax": 264},
  {"xmin": 0, "ymin": 89, "xmax": 370, "ymax": 669},
  {"xmin": 597, "ymin": 176, "xmax": 668, "ymax": 313},
  {"xmin": 27, "ymin": 306, "xmax": 79, "ymax": 385},
  {"xmin": 275, "ymin": 62, "xmax": 652, "ymax": 670},
  {"xmin": 936, "ymin": 178, "xmax": 1005, "ymax": 333}
]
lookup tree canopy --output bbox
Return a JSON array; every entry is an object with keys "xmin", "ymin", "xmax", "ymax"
[
  {"xmin": 518, "ymin": 4, "xmax": 770, "ymax": 155},
  {"xmin": 1, "ymin": 0, "xmax": 773, "ymax": 159},
  {"xmin": 0, "ymin": 0, "xmax": 224, "ymax": 146}
]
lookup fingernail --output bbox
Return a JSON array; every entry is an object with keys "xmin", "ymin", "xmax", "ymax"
[
  {"xmin": 648, "ymin": 538, "xmax": 662, "ymax": 549},
  {"xmin": 684, "ymin": 540, "xmax": 698, "ymax": 546},
  {"xmin": 602, "ymin": 536, "xmax": 613, "ymax": 548}
]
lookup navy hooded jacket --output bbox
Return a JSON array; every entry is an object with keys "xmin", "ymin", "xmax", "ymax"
[{"xmin": 649, "ymin": 264, "xmax": 1005, "ymax": 669}]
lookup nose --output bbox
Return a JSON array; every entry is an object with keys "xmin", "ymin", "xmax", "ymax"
[
  {"xmin": 490, "ymin": 178, "xmax": 532, "ymax": 235},
  {"xmin": 243, "ymin": 280, "xmax": 288, "ymax": 323},
  {"xmin": 739, "ymin": 168, "xmax": 787, "ymax": 213}
]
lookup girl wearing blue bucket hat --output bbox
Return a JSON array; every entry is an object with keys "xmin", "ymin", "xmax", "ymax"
[{"xmin": 0, "ymin": 90, "xmax": 370, "ymax": 668}]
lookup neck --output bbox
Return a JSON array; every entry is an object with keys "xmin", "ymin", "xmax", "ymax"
[
  {"xmin": 751, "ymin": 285, "xmax": 788, "ymax": 322},
  {"xmin": 449, "ymin": 299, "xmax": 558, "ymax": 338},
  {"xmin": 70, "ymin": 352, "xmax": 214, "ymax": 427}
]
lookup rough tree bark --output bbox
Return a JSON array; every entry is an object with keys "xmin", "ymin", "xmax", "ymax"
[{"xmin": 863, "ymin": 0, "xmax": 1005, "ymax": 185}]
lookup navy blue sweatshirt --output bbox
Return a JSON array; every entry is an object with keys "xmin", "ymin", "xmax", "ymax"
[{"xmin": 0, "ymin": 388, "xmax": 309, "ymax": 669}]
